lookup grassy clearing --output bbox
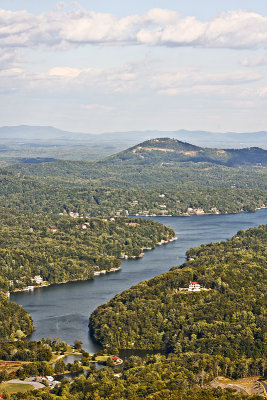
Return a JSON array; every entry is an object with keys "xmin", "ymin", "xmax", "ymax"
[
  {"xmin": 0, "ymin": 382, "xmax": 33, "ymax": 394},
  {"xmin": 212, "ymin": 376, "xmax": 262, "ymax": 396},
  {"xmin": 95, "ymin": 355, "xmax": 110, "ymax": 362}
]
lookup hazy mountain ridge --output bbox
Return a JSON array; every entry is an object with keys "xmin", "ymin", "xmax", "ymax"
[{"xmin": 0, "ymin": 125, "xmax": 266, "ymax": 148}]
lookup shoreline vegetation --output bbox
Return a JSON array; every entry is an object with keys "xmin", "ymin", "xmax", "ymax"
[
  {"xmin": 0, "ymin": 213, "xmax": 175, "ymax": 295},
  {"xmin": 9, "ymin": 235, "xmax": 178, "ymax": 293},
  {"xmin": 90, "ymin": 224, "xmax": 266, "ymax": 355},
  {"xmin": 0, "ymin": 138, "xmax": 266, "ymax": 398},
  {"xmin": 1, "ymin": 220, "xmax": 266, "ymax": 400},
  {"xmin": 131, "ymin": 205, "xmax": 267, "ymax": 217}
]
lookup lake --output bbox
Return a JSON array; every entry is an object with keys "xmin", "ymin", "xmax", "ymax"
[{"xmin": 11, "ymin": 209, "xmax": 267, "ymax": 353}]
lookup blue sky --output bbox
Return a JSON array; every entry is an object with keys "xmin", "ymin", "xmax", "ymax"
[{"xmin": 0, "ymin": 1, "xmax": 267, "ymax": 133}]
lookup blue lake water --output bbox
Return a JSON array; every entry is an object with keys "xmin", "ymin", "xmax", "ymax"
[{"xmin": 11, "ymin": 209, "xmax": 267, "ymax": 353}]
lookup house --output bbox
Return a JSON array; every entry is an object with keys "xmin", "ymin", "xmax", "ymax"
[
  {"xmin": 112, "ymin": 356, "xmax": 123, "ymax": 364},
  {"xmin": 48, "ymin": 225, "xmax": 57, "ymax": 232},
  {"xmin": 81, "ymin": 224, "xmax": 87, "ymax": 229},
  {"xmin": 32, "ymin": 275, "xmax": 43, "ymax": 285},
  {"xmin": 188, "ymin": 281, "xmax": 201, "ymax": 291},
  {"xmin": 69, "ymin": 212, "xmax": 79, "ymax": 218}
]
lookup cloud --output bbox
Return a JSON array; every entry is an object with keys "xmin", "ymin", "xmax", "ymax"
[
  {"xmin": 0, "ymin": 6, "xmax": 267, "ymax": 50},
  {"xmin": 257, "ymin": 87, "xmax": 267, "ymax": 98},
  {"xmin": 0, "ymin": 57, "xmax": 263, "ymax": 102},
  {"xmin": 81, "ymin": 104, "xmax": 115, "ymax": 112},
  {"xmin": 242, "ymin": 55, "xmax": 267, "ymax": 67},
  {"xmin": 49, "ymin": 66, "xmax": 88, "ymax": 78},
  {"xmin": 0, "ymin": 48, "xmax": 21, "ymax": 68}
]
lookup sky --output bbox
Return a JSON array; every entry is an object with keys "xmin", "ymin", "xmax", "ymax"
[{"xmin": 0, "ymin": 1, "xmax": 267, "ymax": 133}]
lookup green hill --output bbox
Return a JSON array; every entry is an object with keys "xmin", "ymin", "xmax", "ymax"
[
  {"xmin": 90, "ymin": 224, "xmax": 267, "ymax": 362},
  {"xmin": 103, "ymin": 138, "xmax": 267, "ymax": 166}
]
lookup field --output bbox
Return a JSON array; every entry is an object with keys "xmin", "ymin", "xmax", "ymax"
[
  {"xmin": 0, "ymin": 381, "xmax": 33, "ymax": 394},
  {"xmin": 210, "ymin": 377, "xmax": 266, "ymax": 397}
]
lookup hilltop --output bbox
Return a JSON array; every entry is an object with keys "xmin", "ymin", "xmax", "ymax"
[
  {"xmin": 103, "ymin": 138, "xmax": 267, "ymax": 166},
  {"xmin": 0, "ymin": 126, "xmax": 266, "ymax": 166}
]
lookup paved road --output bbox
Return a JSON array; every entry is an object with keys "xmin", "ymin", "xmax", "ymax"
[{"xmin": 258, "ymin": 381, "xmax": 267, "ymax": 397}]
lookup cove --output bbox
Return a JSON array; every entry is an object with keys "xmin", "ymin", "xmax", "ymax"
[{"xmin": 11, "ymin": 209, "xmax": 267, "ymax": 353}]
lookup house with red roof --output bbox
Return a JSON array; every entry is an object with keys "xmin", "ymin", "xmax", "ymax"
[{"xmin": 188, "ymin": 281, "xmax": 201, "ymax": 291}]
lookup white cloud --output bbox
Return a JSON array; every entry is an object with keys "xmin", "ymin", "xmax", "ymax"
[
  {"xmin": 0, "ymin": 48, "xmax": 21, "ymax": 68},
  {"xmin": 81, "ymin": 104, "xmax": 114, "ymax": 112},
  {"xmin": 49, "ymin": 66, "xmax": 88, "ymax": 78},
  {"xmin": 242, "ymin": 55, "xmax": 267, "ymax": 67},
  {"xmin": 257, "ymin": 87, "xmax": 267, "ymax": 98},
  {"xmin": 0, "ymin": 6, "xmax": 267, "ymax": 50},
  {"xmin": 0, "ymin": 58, "xmax": 263, "ymax": 102}
]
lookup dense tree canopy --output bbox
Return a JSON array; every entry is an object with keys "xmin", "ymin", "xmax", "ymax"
[
  {"xmin": 0, "ymin": 211, "xmax": 174, "ymax": 291},
  {"xmin": 90, "ymin": 225, "xmax": 267, "ymax": 379}
]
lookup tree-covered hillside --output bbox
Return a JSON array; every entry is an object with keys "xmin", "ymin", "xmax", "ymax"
[
  {"xmin": 0, "ymin": 210, "xmax": 174, "ymax": 290},
  {"xmin": 2, "ymin": 166, "xmax": 266, "ymax": 217},
  {"xmin": 103, "ymin": 138, "xmax": 267, "ymax": 166},
  {"xmin": 90, "ymin": 225, "xmax": 266, "ymax": 374},
  {"xmin": 0, "ymin": 291, "xmax": 33, "ymax": 341}
]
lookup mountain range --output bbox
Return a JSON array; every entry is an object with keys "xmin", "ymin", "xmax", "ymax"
[{"xmin": 0, "ymin": 125, "xmax": 266, "ymax": 151}]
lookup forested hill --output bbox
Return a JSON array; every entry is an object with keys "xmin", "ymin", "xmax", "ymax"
[
  {"xmin": 90, "ymin": 224, "xmax": 267, "ymax": 370},
  {"xmin": 0, "ymin": 211, "xmax": 174, "ymax": 292},
  {"xmin": 103, "ymin": 138, "xmax": 267, "ymax": 166}
]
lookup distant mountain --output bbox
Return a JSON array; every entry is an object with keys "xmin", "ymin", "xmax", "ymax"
[
  {"xmin": 103, "ymin": 138, "xmax": 267, "ymax": 166},
  {"xmin": 0, "ymin": 125, "xmax": 266, "ymax": 149},
  {"xmin": 0, "ymin": 125, "xmax": 94, "ymax": 141}
]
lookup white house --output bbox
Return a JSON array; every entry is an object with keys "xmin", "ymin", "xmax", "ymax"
[
  {"xmin": 188, "ymin": 281, "xmax": 201, "ymax": 291},
  {"xmin": 32, "ymin": 275, "xmax": 43, "ymax": 285}
]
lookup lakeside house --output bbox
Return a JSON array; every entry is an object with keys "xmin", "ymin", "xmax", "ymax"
[
  {"xmin": 187, "ymin": 208, "xmax": 205, "ymax": 215},
  {"xmin": 179, "ymin": 281, "xmax": 207, "ymax": 292},
  {"xmin": 32, "ymin": 275, "xmax": 43, "ymax": 285},
  {"xmin": 112, "ymin": 356, "xmax": 123, "ymax": 365}
]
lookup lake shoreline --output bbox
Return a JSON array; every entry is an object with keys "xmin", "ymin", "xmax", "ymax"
[
  {"xmin": 11, "ymin": 209, "xmax": 267, "ymax": 352},
  {"xmin": 8, "ymin": 235, "xmax": 177, "ymax": 294},
  {"xmin": 132, "ymin": 205, "xmax": 267, "ymax": 218}
]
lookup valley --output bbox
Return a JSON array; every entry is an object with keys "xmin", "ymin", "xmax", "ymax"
[{"xmin": 0, "ymin": 137, "xmax": 266, "ymax": 399}]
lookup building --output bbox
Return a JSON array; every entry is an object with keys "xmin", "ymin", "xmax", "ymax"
[
  {"xmin": 188, "ymin": 281, "xmax": 201, "ymax": 291},
  {"xmin": 32, "ymin": 275, "xmax": 43, "ymax": 285}
]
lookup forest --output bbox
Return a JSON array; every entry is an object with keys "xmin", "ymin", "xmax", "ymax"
[
  {"xmin": 1, "ymin": 139, "xmax": 265, "ymax": 219},
  {"xmin": 0, "ymin": 210, "xmax": 174, "ymax": 292},
  {"xmin": 7, "ymin": 353, "xmax": 265, "ymax": 400},
  {"xmin": 90, "ymin": 225, "xmax": 266, "ymax": 378},
  {"xmin": 0, "ymin": 207, "xmax": 174, "ymax": 342},
  {"xmin": 0, "ymin": 139, "xmax": 266, "ymax": 399},
  {"xmin": 1, "ymin": 167, "xmax": 266, "ymax": 217}
]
